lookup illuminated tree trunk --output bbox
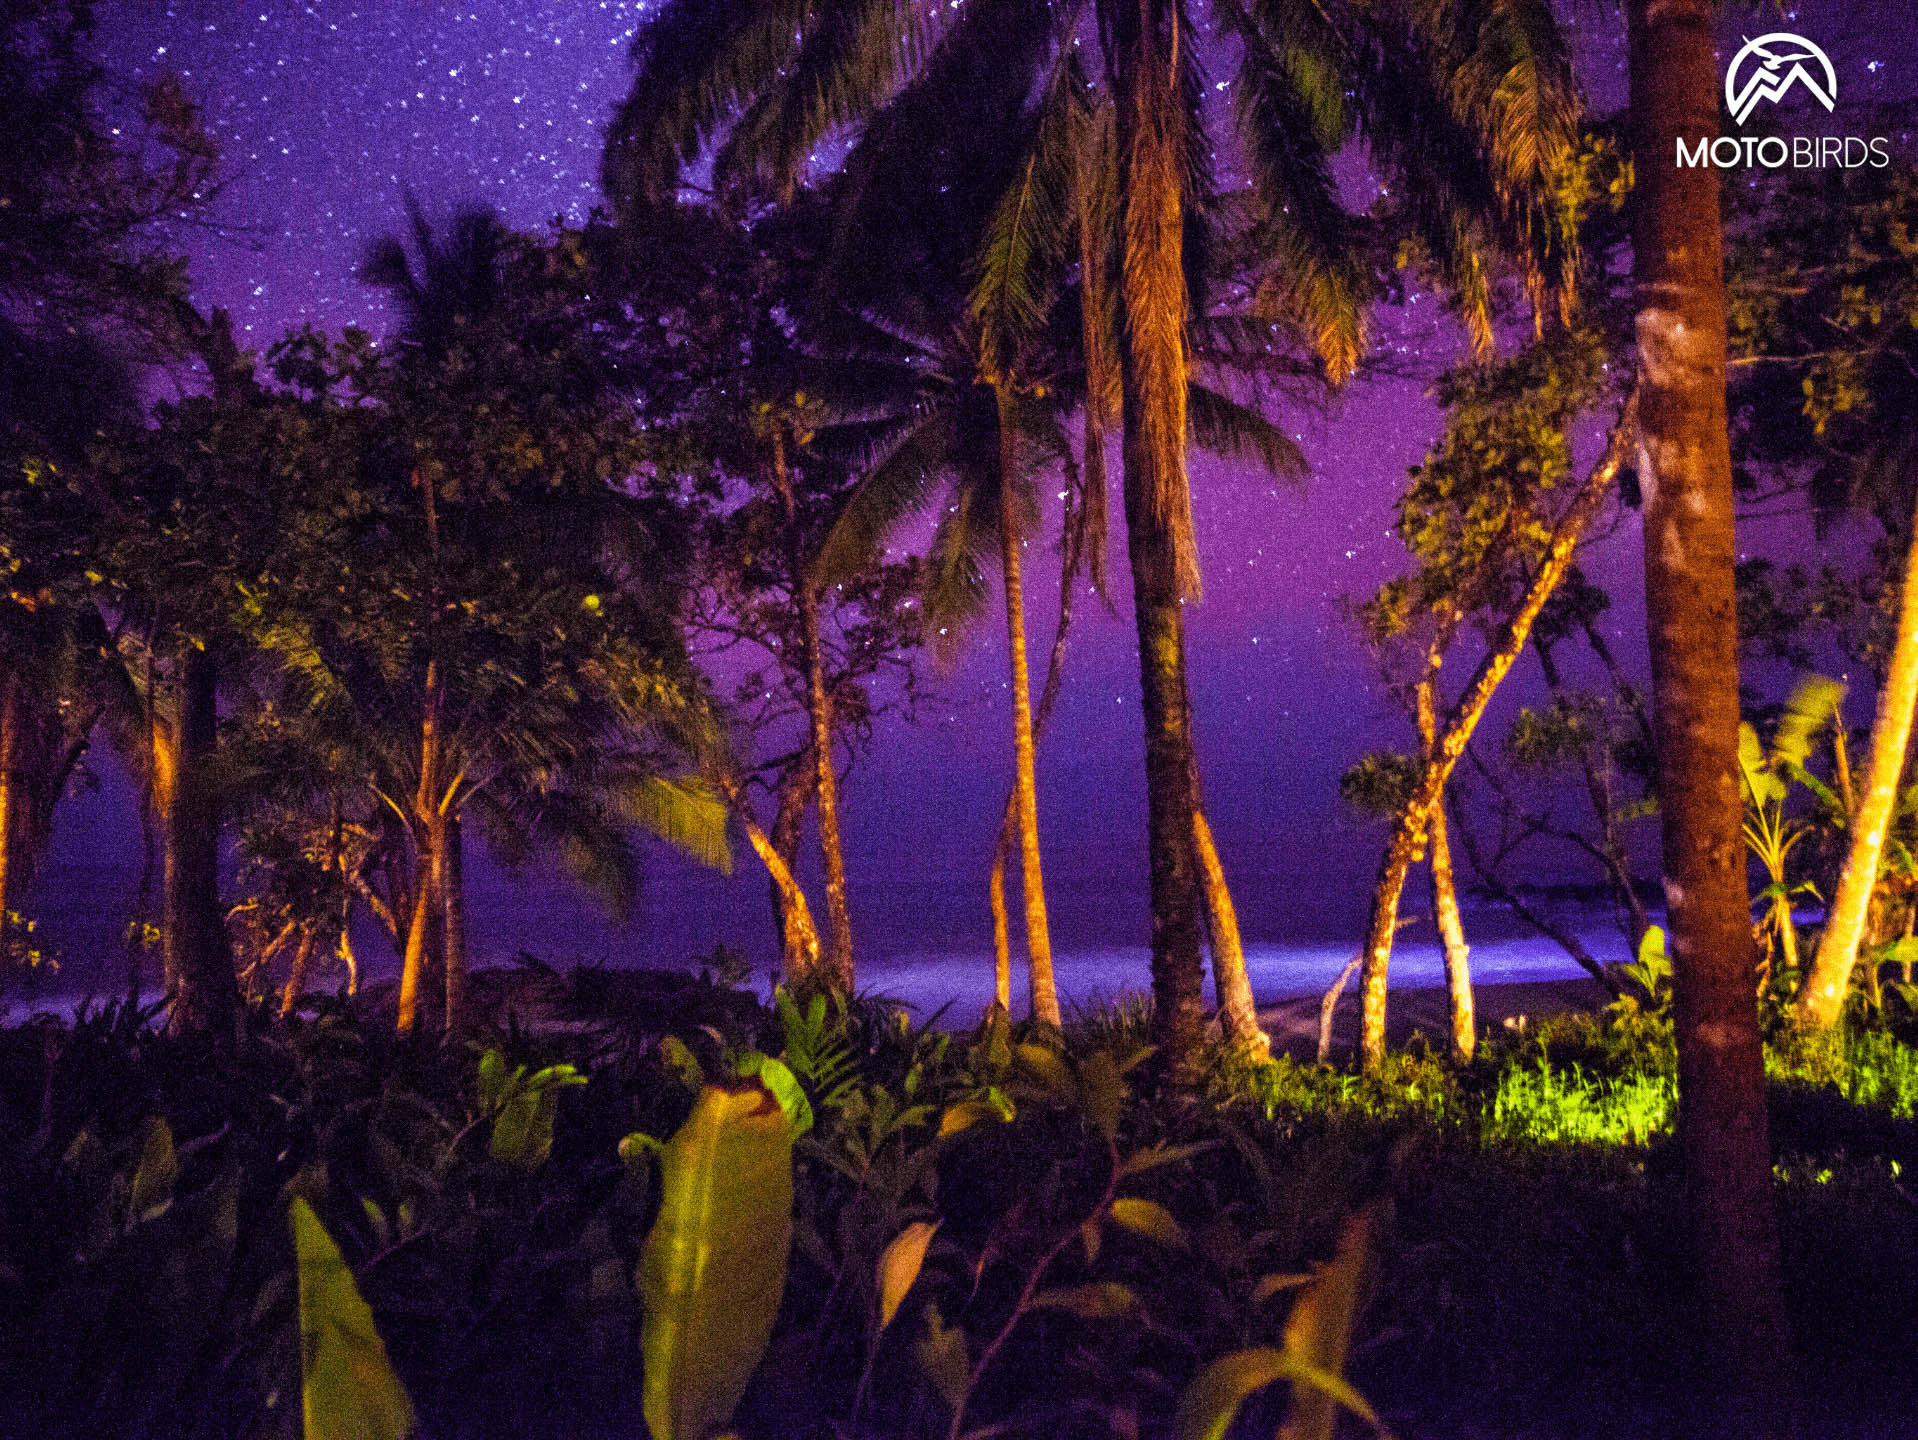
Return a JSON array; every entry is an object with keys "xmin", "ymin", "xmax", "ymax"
[
  {"xmin": 1195, "ymin": 810, "xmax": 1268, "ymax": 1059},
  {"xmin": 1627, "ymin": 0, "xmax": 1793, "ymax": 1419},
  {"xmin": 155, "ymin": 644, "xmax": 237, "ymax": 1042},
  {"xmin": 1798, "ymin": 488, "xmax": 1918, "ymax": 1027},
  {"xmin": 1115, "ymin": 0, "xmax": 1207, "ymax": 1077},
  {"xmin": 280, "ymin": 925, "xmax": 317, "ymax": 1015},
  {"xmin": 996, "ymin": 384, "xmax": 1061, "ymax": 1029},
  {"xmin": 396, "ymin": 660, "xmax": 442, "ymax": 1036},
  {"xmin": 772, "ymin": 429, "xmax": 855, "ymax": 989},
  {"xmin": 1418, "ymin": 682, "xmax": 1475, "ymax": 1062},
  {"xmin": 768, "ymin": 753, "xmax": 813, "ymax": 981},
  {"xmin": 1359, "ymin": 401, "xmax": 1635, "ymax": 1069}
]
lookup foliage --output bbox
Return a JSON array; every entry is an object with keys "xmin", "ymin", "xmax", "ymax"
[{"xmin": 292, "ymin": 1197, "xmax": 416, "ymax": 1440}]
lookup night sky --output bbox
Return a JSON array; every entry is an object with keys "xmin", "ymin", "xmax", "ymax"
[{"xmin": 29, "ymin": 2, "xmax": 1918, "ymax": 988}]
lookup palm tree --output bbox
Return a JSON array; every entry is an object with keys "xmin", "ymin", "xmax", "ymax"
[
  {"xmin": 605, "ymin": 0, "xmax": 1581, "ymax": 1071},
  {"xmin": 1624, "ymin": 0, "xmax": 1792, "ymax": 1417}
]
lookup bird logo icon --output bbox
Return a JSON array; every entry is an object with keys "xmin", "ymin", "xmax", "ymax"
[{"xmin": 1726, "ymin": 34, "xmax": 1839, "ymax": 126}]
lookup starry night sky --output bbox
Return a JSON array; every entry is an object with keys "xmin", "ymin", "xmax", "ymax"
[{"xmin": 29, "ymin": 1, "xmax": 1918, "ymax": 986}]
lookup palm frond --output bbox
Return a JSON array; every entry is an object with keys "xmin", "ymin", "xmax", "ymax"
[
  {"xmin": 615, "ymin": 773, "xmax": 735, "ymax": 874},
  {"xmin": 815, "ymin": 411, "xmax": 957, "ymax": 586},
  {"xmin": 601, "ymin": 0, "xmax": 813, "ymax": 211},
  {"xmin": 1187, "ymin": 382, "xmax": 1308, "ymax": 480}
]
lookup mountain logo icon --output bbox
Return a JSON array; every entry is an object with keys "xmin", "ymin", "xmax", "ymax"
[{"xmin": 1726, "ymin": 33, "xmax": 1838, "ymax": 126}]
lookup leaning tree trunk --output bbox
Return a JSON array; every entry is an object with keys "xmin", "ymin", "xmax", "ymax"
[
  {"xmin": 1358, "ymin": 397, "xmax": 1636, "ymax": 1069},
  {"xmin": 1194, "ymin": 810, "xmax": 1268, "ymax": 1059},
  {"xmin": 1115, "ymin": 0, "xmax": 1208, "ymax": 1078},
  {"xmin": 772, "ymin": 429, "xmax": 856, "ymax": 989},
  {"xmin": 768, "ymin": 753, "xmax": 814, "ymax": 982},
  {"xmin": 1627, "ymin": 0, "xmax": 1794, "ymax": 1422},
  {"xmin": 995, "ymin": 384, "xmax": 1062, "ymax": 1029},
  {"xmin": 1418, "ymin": 681, "xmax": 1475, "ymax": 1063},
  {"xmin": 154, "ymin": 644, "xmax": 237, "ymax": 1042},
  {"xmin": 1798, "ymin": 487, "xmax": 1918, "ymax": 1027}
]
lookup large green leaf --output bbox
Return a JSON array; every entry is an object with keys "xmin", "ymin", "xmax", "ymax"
[
  {"xmin": 638, "ymin": 1081, "xmax": 796, "ymax": 1440},
  {"xmin": 292, "ymin": 1198, "xmax": 415, "ymax": 1440}
]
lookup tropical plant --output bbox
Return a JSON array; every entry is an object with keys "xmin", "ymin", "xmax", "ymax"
[{"xmin": 603, "ymin": 0, "xmax": 1586, "ymax": 1075}]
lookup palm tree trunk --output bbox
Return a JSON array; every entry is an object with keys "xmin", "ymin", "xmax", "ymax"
[
  {"xmin": 1359, "ymin": 397, "xmax": 1636, "ymax": 1068},
  {"xmin": 155, "ymin": 644, "xmax": 237, "ymax": 1042},
  {"xmin": 772, "ymin": 429, "xmax": 855, "ymax": 989},
  {"xmin": 442, "ymin": 813, "xmax": 466, "ymax": 1031},
  {"xmin": 1194, "ymin": 810, "xmax": 1267, "ymax": 1059},
  {"xmin": 1627, "ymin": 0, "xmax": 1793, "ymax": 1420},
  {"xmin": 743, "ymin": 805, "xmax": 823, "ymax": 979},
  {"xmin": 996, "ymin": 386, "xmax": 1061, "ymax": 1029},
  {"xmin": 396, "ymin": 868, "xmax": 435, "ymax": 1035},
  {"xmin": 1798, "ymin": 489, "xmax": 1918, "ymax": 1026},
  {"xmin": 1115, "ymin": 0, "xmax": 1207, "ymax": 1077},
  {"xmin": 1417, "ymin": 681, "xmax": 1475, "ymax": 1063},
  {"xmin": 989, "ymin": 815, "xmax": 1014, "ymax": 1013}
]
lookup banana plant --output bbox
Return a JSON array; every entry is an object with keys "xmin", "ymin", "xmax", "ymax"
[
  {"xmin": 626, "ymin": 1075, "xmax": 801, "ymax": 1440},
  {"xmin": 1737, "ymin": 676, "xmax": 1847, "ymax": 983}
]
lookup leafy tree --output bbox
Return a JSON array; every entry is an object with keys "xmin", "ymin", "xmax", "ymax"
[
  {"xmin": 1349, "ymin": 329, "xmax": 1633, "ymax": 1067},
  {"xmin": 604, "ymin": 0, "xmax": 1582, "ymax": 1072},
  {"xmin": 1728, "ymin": 157, "xmax": 1918, "ymax": 1029}
]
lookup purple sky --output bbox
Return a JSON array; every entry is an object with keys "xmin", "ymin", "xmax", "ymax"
[{"xmin": 29, "ymin": 2, "xmax": 1918, "ymax": 987}]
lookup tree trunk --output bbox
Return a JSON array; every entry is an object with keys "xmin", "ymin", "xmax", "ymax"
[
  {"xmin": 1627, "ymin": 0, "xmax": 1794, "ymax": 1421},
  {"xmin": 442, "ymin": 813, "xmax": 466, "ymax": 1031},
  {"xmin": 1417, "ymin": 680, "xmax": 1475, "ymax": 1062},
  {"xmin": 1114, "ymin": 0, "xmax": 1207, "ymax": 1078},
  {"xmin": 772, "ymin": 429, "xmax": 855, "ymax": 989},
  {"xmin": 1798, "ymin": 488, "xmax": 1918, "ymax": 1026},
  {"xmin": 280, "ymin": 925, "xmax": 318, "ymax": 1015},
  {"xmin": 155, "ymin": 644, "xmax": 237, "ymax": 1042},
  {"xmin": 741, "ymin": 804, "xmax": 822, "ymax": 980},
  {"xmin": 768, "ymin": 753, "xmax": 813, "ymax": 981},
  {"xmin": 996, "ymin": 385, "xmax": 1061, "ymax": 1029},
  {"xmin": 1194, "ymin": 810, "xmax": 1268, "ymax": 1059},
  {"xmin": 1359, "ymin": 397, "xmax": 1636, "ymax": 1068},
  {"xmin": 396, "ymin": 660, "xmax": 442, "ymax": 1036},
  {"xmin": 990, "ymin": 474, "xmax": 1088, "ymax": 1018},
  {"xmin": 0, "ymin": 674, "xmax": 17, "ymax": 963}
]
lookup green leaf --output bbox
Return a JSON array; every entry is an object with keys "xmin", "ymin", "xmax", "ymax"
[
  {"xmin": 1279, "ymin": 1204, "xmax": 1381, "ymax": 1440},
  {"xmin": 638, "ymin": 1082, "xmax": 795, "ymax": 1440},
  {"xmin": 735, "ymin": 1052, "xmax": 813, "ymax": 1138},
  {"xmin": 292, "ymin": 1198, "xmax": 415, "ymax": 1440},
  {"xmin": 1077, "ymin": 1050, "xmax": 1125, "ymax": 1142},
  {"xmin": 1118, "ymin": 1141, "xmax": 1216, "ymax": 1178},
  {"xmin": 876, "ymin": 1220, "xmax": 939, "ymax": 1332},
  {"xmin": 128, "ymin": 1116, "xmax": 178, "ymax": 1225},
  {"xmin": 1174, "ymin": 1347, "xmax": 1382, "ymax": 1440},
  {"xmin": 660, "ymin": 1035, "xmax": 705, "ymax": 1092},
  {"xmin": 918, "ymin": 1305, "xmax": 970, "ymax": 1417},
  {"xmin": 1107, "ymin": 1197, "xmax": 1189, "ymax": 1251},
  {"xmin": 490, "ymin": 1063, "xmax": 585, "ymax": 1170}
]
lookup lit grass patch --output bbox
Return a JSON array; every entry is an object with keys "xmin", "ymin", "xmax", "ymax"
[{"xmin": 1485, "ymin": 1060, "xmax": 1676, "ymax": 1147}]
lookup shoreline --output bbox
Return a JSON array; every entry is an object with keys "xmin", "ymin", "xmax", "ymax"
[{"xmin": 1259, "ymin": 976, "xmax": 1612, "ymax": 1063}]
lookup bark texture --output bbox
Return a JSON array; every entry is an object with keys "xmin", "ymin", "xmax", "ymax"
[
  {"xmin": 1627, "ymin": 0, "xmax": 1794, "ymax": 1420},
  {"xmin": 1418, "ymin": 681, "xmax": 1476, "ymax": 1062},
  {"xmin": 1195, "ymin": 810, "xmax": 1268, "ymax": 1059},
  {"xmin": 1798, "ymin": 489, "xmax": 1918, "ymax": 1026},
  {"xmin": 155, "ymin": 645, "xmax": 237, "ymax": 1042},
  {"xmin": 1115, "ymin": 0, "xmax": 1207, "ymax": 1076},
  {"xmin": 773, "ymin": 430, "xmax": 855, "ymax": 989}
]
